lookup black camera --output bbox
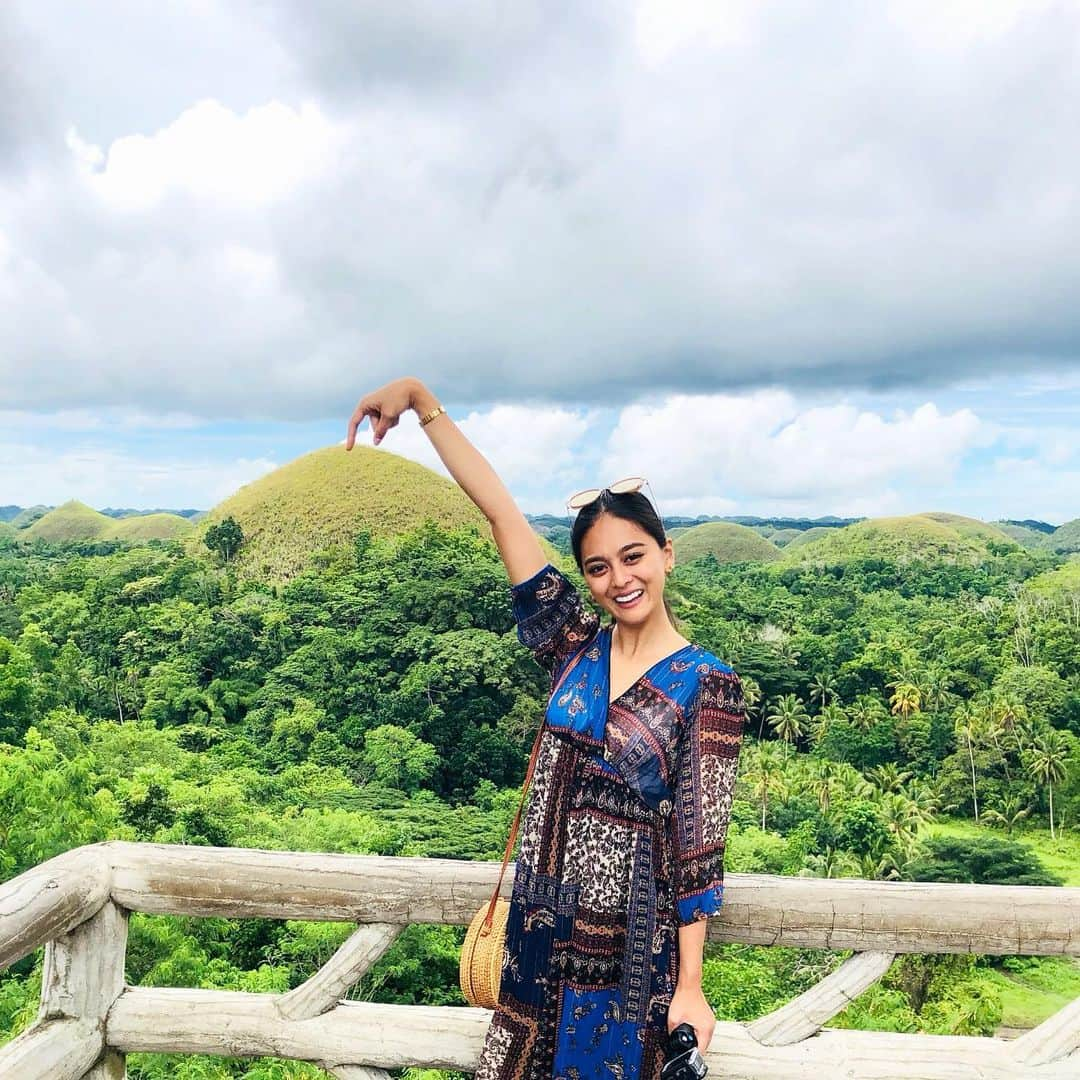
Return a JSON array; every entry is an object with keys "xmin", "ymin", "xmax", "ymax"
[{"xmin": 660, "ymin": 1021, "xmax": 708, "ymax": 1080}]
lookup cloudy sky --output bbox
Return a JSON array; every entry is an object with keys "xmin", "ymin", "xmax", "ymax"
[{"xmin": 3, "ymin": 0, "xmax": 1080, "ymax": 522}]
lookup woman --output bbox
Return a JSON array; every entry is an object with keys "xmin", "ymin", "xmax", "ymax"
[{"xmin": 346, "ymin": 377, "xmax": 746, "ymax": 1080}]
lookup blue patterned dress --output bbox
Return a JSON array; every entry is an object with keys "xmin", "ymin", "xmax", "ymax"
[{"xmin": 474, "ymin": 563, "xmax": 746, "ymax": 1080}]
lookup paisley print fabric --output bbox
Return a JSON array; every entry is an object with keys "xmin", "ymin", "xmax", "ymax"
[{"xmin": 474, "ymin": 562, "xmax": 745, "ymax": 1080}]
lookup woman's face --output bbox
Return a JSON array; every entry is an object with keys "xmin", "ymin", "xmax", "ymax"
[{"xmin": 579, "ymin": 512, "xmax": 674, "ymax": 627}]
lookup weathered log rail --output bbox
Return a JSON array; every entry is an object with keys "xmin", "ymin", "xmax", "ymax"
[{"xmin": 1, "ymin": 840, "xmax": 1078, "ymax": 1079}]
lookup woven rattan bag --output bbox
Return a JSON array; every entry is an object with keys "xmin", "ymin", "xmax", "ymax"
[{"xmin": 459, "ymin": 642, "xmax": 590, "ymax": 1008}]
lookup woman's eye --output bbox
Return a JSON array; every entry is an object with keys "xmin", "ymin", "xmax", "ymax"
[{"xmin": 626, "ymin": 553, "xmax": 641, "ymax": 562}]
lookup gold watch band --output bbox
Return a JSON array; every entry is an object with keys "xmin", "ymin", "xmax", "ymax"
[{"xmin": 418, "ymin": 404, "xmax": 447, "ymax": 427}]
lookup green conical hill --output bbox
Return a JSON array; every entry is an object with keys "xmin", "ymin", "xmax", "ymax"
[
  {"xmin": 784, "ymin": 526, "xmax": 841, "ymax": 549},
  {"xmin": 917, "ymin": 512, "xmax": 1016, "ymax": 545},
  {"xmin": 106, "ymin": 513, "xmax": 194, "ymax": 541},
  {"xmin": 1045, "ymin": 518, "xmax": 1080, "ymax": 554},
  {"xmin": 11, "ymin": 505, "xmax": 50, "ymax": 529},
  {"xmin": 24, "ymin": 501, "xmax": 113, "ymax": 542},
  {"xmin": 764, "ymin": 527, "xmax": 801, "ymax": 547},
  {"xmin": 782, "ymin": 513, "xmax": 1016, "ymax": 565},
  {"xmin": 197, "ymin": 444, "xmax": 495, "ymax": 580},
  {"xmin": 0, "ymin": 521, "xmax": 15, "ymax": 540},
  {"xmin": 674, "ymin": 522, "xmax": 782, "ymax": 564}
]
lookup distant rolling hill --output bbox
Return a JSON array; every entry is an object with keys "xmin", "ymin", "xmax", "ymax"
[
  {"xmin": 784, "ymin": 525, "xmax": 840, "ymax": 549},
  {"xmin": 674, "ymin": 522, "xmax": 783, "ymax": 564},
  {"xmin": 21, "ymin": 501, "xmax": 194, "ymax": 543},
  {"xmin": 994, "ymin": 522, "xmax": 1051, "ymax": 549},
  {"xmin": 780, "ymin": 513, "xmax": 1019, "ymax": 565},
  {"xmin": 107, "ymin": 513, "xmax": 195, "ymax": 541},
  {"xmin": 10, "ymin": 506, "xmax": 50, "ymax": 529},
  {"xmin": 23, "ymin": 501, "xmax": 115, "ymax": 542},
  {"xmin": 1045, "ymin": 517, "xmax": 1080, "ymax": 554}
]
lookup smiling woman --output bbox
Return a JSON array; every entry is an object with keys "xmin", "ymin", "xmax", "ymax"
[{"xmin": 346, "ymin": 377, "xmax": 747, "ymax": 1080}]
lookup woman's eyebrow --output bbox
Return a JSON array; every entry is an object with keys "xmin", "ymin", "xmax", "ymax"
[{"xmin": 584, "ymin": 542, "xmax": 646, "ymax": 565}]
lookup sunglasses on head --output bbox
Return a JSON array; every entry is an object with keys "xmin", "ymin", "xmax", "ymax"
[{"xmin": 565, "ymin": 476, "xmax": 666, "ymax": 533}]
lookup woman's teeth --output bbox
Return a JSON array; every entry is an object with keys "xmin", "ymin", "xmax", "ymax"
[{"xmin": 615, "ymin": 589, "xmax": 644, "ymax": 606}]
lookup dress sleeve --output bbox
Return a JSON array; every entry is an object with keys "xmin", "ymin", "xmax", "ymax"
[
  {"xmin": 671, "ymin": 665, "xmax": 746, "ymax": 926},
  {"xmin": 509, "ymin": 562, "xmax": 600, "ymax": 680}
]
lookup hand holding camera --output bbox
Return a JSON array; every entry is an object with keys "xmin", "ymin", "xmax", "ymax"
[{"xmin": 660, "ymin": 1021, "xmax": 708, "ymax": 1080}]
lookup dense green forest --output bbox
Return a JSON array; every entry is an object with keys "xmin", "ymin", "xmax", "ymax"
[{"xmin": 1, "ymin": 508, "xmax": 1079, "ymax": 1078}]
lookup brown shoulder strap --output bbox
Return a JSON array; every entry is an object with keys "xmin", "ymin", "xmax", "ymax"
[{"xmin": 480, "ymin": 639, "xmax": 593, "ymax": 930}]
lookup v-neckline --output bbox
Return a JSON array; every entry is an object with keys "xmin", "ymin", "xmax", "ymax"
[{"xmin": 604, "ymin": 624, "xmax": 696, "ymax": 707}]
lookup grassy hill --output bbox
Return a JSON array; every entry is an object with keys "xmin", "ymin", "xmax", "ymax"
[
  {"xmin": 106, "ymin": 513, "xmax": 194, "ymax": 541},
  {"xmin": 761, "ymin": 527, "xmax": 802, "ymax": 547},
  {"xmin": 0, "ymin": 521, "xmax": 16, "ymax": 540},
  {"xmin": 1045, "ymin": 517, "xmax": 1080, "ymax": 554},
  {"xmin": 784, "ymin": 525, "xmax": 840, "ymax": 549},
  {"xmin": 16, "ymin": 501, "xmax": 193, "ymax": 544},
  {"xmin": 195, "ymin": 444, "xmax": 499, "ymax": 580},
  {"xmin": 24, "ymin": 500, "xmax": 114, "ymax": 542},
  {"xmin": 994, "ymin": 522, "xmax": 1049, "ymax": 548},
  {"xmin": 10, "ymin": 505, "xmax": 50, "ymax": 529},
  {"xmin": 782, "ymin": 513, "xmax": 1019, "ymax": 565},
  {"xmin": 918, "ymin": 512, "xmax": 1015, "ymax": 545},
  {"xmin": 674, "ymin": 522, "xmax": 783, "ymax": 564}
]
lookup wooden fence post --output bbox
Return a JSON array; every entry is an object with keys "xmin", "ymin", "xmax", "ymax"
[{"xmin": 40, "ymin": 899, "xmax": 129, "ymax": 1080}]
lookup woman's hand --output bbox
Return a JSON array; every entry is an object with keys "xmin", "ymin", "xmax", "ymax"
[
  {"xmin": 667, "ymin": 982, "xmax": 715, "ymax": 1053},
  {"xmin": 345, "ymin": 377, "xmax": 423, "ymax": 449}
]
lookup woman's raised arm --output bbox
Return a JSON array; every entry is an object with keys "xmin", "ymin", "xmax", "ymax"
[{"xmin": 346, "ymin": 376, "xmax": 549, "ymax": 586}]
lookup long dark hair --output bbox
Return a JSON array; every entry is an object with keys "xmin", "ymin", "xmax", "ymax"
[{"xmin": 570, "ymin": 490, "xmax": 679, "ymax": 626}]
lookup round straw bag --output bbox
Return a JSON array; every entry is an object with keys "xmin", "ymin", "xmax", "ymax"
[
  {"xmin": 460, "ymin": 896, "xmax": 511, "ymax": 1008},
  {"xmin": 460, "ymin": 643, "xmax": 590, "ymax": 1009},
  {"xmin": 459, "ymin": 720, "xmax": 544, "ymax": 1009}
]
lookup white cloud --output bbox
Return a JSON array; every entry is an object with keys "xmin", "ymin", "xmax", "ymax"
[
  {"xmin": 885, "ymin": 0, "xmax": 1065, "ymax": 49},
  {"xmin": 72, "ymin": 99, "xmax": 339, "ymax": 210},
  {"xmin": 0, "ymin": 408, "xmax": 206, "ymax": 434},
  {"xmin": 3, "ymin": 1, "xmax": 1080, "ymax": 425},
  {"xmin": 362, "ymin": 403, "xmax": 595, "ymax": 503},
  {"xmin": 635, "ymin": 0, "xmax": 760, "ymax": 64},
  {"xmin": 602, "ymin": 392, "xmax": 988, "ymax": 515},
  {"xmin": 0, "ymin": 441, "xmax": 277, "ymax": 508}
]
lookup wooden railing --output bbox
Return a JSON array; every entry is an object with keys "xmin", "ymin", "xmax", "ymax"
[{"xmin": 1, "ymin": 841, "xmax": 1078, "ymax": 1078}]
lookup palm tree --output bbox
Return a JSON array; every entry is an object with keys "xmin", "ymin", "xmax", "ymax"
[
  {"xmin": 991, "ymin": 693, "xmax": 1029, "ymax": 771},
  {"xmin": 865, "ymin": 763, "xmax": 914, "ymax": 794},
  {"xmin": 879, "ymin": 792, "xmax": 923, "ymax": 857},
  {"xmin": 982, "ymin": 794, "xmax": 1033, "ymax": 837},
  {"xmin": 889, "ymin": 681, "xmax": 922, "ymax": 719},
  {"xmin": 920, "ymin": 667, "xmax": 956, "ymax": 714},
  {"xmin": 743, "ymin": 741, "xmax": 790, "ymax": 830},
  {"xmin": 805, "ymin": 758, "xmax": 845, "ymax": 815},
  {"xmin": 887, "ymin": 661, "xmax": 921, "ymax": 687},
  {"xmin": 809, "ymin": 671, "xmax": 838, "ymax": 710},
  {"xmin": 855, "ymin": 849, "xmax": 903, "ymax": 882},
  {"xmin": 740, "ymin": 675, "xmax": 764, "ymax": 738},
  {"xmin": 804, "ymin": 845, "xmax": 859, "ymax": 879},
  {"xmin": 903, "ymin": 778, "xmax": 943, "ymax": 827},
  {"xmin": 1025, "ymin": 731, "xmax": 1070, "ymax": 840},
  {"xmin": 767, "ymin": 694, "xmax": 810, "ymax": 747},
  {"xmin": 849, "ymin": 695, "xmax": 885, "ymax": 732},
  {"xmin": 953, "ymin": 703, "xmax": 982, "ymax": 823},
  {"xmin": 809, "ymin": 701, "xmax": 846, "ymax": 748}
]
